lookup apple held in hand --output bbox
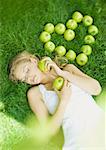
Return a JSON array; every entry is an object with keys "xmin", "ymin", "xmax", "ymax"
[
  {"xmin": 72, "ymin": 11, "xmax": 83, "ymax": 23},
  {"xmin": 76, "ymin": 53, "xmax": 88, "ymax": 66},
  {"xmin": 44, "ymin": 23, "xmax": 54, "ymax": 34},
  {"xmin": 83, "ymin": 15, "xmax": 93, "ymax": 26},
  {"xmin": 53, "ymin": 77, "xmax": 64, "ymax": 90},
  {"xmin": 84, "ymin": 35, "xmax": 95, "ymax": 44},
  {"xmin": 88, "ymin": 25, "xmax": 98, "ymax": 36},
  {"xmin": 55, "ymin": 23, "xmax": 66, "ymax": 35},
  {"xmin": 81, "ymin": 45, "xmax": 92, "ymax": 55},
  {"xmin": 66, "ymin": 19, "xmax": 78, "ymax": 30},
  {"xmin": 38, "ymin": 57, "xmax": 52, "ymax": 72},
  {"xmin": 64, "ymin": 29, "xmax": 75, "ymax": 41},
  {"xmin": 38, "ymin": 60, "xmax": 47, "ymax": 72},
  {"xmin": 39, "ymin": 31, "xmax": 51, "ymax": 43},
  {"xmin": 44, "ymin": 41, "xmax": 55, "ymax": 52},
  {"xmin": 55, "ymin": 46, "xmax": 66, "ymax": 56},
  {"xmin": 65, "ymin": 50, "xmax": 76, "ymax": 61}
]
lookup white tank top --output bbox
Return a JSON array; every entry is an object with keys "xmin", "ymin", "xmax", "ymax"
[{"xmin": 38, "ymin": 83, "xmax": 105, "ymax": 150}]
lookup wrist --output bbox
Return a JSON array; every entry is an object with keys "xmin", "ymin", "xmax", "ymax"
[{"xmin": 62, "ymin": 70, "xmax": 73, "ymax": 80}]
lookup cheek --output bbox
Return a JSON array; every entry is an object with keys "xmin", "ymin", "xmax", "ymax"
[
  {"xmin": 36, "ymin": 69, "xmax": 42, "ymax": 78},
  {"xmin": 33, "ymin": 66, "xmax": 41, "ymax": 76}
]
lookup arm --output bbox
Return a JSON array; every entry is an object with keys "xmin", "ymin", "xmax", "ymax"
[
  {"xmin": 62, "ymin": 70, "xmax": 102, "ymax": 96},
  {"xmin": 27, "ymin": 81, "xmax": 70, "ymax": 137},
  {"xmin": 63, "ymin": 64, "xmax": 90, "ymax": 78},
  {"xmin": 27, "ymin": 86, "xmax": 49, "ymax": 123},
  {"xmin": 45, "ymin": 59, "xmax": 102, "ymax": 96}
]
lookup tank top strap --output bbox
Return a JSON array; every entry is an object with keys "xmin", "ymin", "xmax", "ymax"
[
  {"xmin": 38, "ymin": 84, "xmax": 59, "ymax": 115},
  {"xmin": 38, "ymin": 84, "xmax": 46, "ymax": 95}
]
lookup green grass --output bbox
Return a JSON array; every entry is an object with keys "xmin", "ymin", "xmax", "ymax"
[{"xmin": 0, "ymin": 0, "xmax": 106, "ymax": 149}]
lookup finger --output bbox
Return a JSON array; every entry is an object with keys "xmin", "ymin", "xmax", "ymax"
[
  {"xmin": 45, "ymin": 61, "xmax": 49, "ymax": 67},
  {"xmin": 62, "ymin": 79, "xmax": 68, "ymax": 90},
  {"xmin": 67, "ymin": 81, "xmax": 71, "ymax": 88},
  {"xmin": 42, "ymin": 57, "xmax": 51, "ymax": 61},
  {"xmin": 64, "ymin": 79, "xmax": 68, "ymax": 86},
  {"xmin": 47, "ymin": 63, "xmax": 51, "ymax": 71}
]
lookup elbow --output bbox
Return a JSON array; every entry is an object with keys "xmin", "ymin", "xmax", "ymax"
[{"xmin": 92, "ymin": 81, "xmax": 102, "ymax": 96}]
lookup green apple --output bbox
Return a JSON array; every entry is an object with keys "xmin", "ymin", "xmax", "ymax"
[
  {"xmin": 38, "ymin": 57, "xmax": 52, "ymax": 72},
  {"xmin": 65, "ymin": 50, "xmax": 76, "ymax": 61},
  {"xmin": 55, "ymin": 23, "xmax": 66, "ymax": 35},
  {"xmin": 44, "ymin": 23, "xmax": 54, "ymax": 34},
  {"xmin": 39, "ymin": 31, "xmax": 51, "ymax": 43},
  {"xmin": 84, "ymin": 35, "xmax": 95, "ymax": 44},
  {"xmin": 55, "ymin": 46, "xmax": 66, "ymax": 56},
  {"xmin": 72, "ymin": 11, "xmax": 83, "ymax": 23},
  {"xmin": 64, "ymin": 29, "xmax": 75, "ymax": 41},
  {"xmin": 88, "ymin": 25, "xmax": 98, "ymax": 36},
  {"xmin": 81, "ymin": 45, "xmax": 92, "ymax": 55},
  {"xmin": 53, "ymin": 77, "xmax": 64, "ymax": 90},
  {"xmin": 66, "ymin": 19, "xmax": 78, "ymax": 30},
  {"xmin": 44, "ymin": 41, "xmax": 55, "ymax": 52},
  {"xmin": 76, "ymin": 53, "xmax": 88, "ymax": 66},
  {"xmin": 83, "ymin": 15, "xmax": 93, "ymax": 26},
  {"xmin": 38, "ymin": 60, "xmax": 47, "ymax": 72}
]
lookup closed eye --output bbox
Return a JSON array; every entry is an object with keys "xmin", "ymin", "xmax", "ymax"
[{"xmin": 22, "ymin": 66, "xmax": 30, "ymax": 81}]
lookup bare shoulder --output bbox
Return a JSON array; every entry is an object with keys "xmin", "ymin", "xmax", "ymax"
[{"xmin": 27, "ymin": 85, "xmax": 42, "ymax": 99}]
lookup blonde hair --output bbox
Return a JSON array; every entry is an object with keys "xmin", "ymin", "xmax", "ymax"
[{"xmin": 9, "ymin": 51, "xmax": 39, "ymax": 81}]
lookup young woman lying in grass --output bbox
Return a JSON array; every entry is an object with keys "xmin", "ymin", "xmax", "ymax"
[{"xmin": 9, "ymin": 51, "xmax": 105, "ymax": 149}]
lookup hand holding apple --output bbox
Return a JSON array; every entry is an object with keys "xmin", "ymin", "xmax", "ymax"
[
  {"xmin": 38, "ymin": 57, "xmax": 52, "ymax": 72},
  {"xmin": 53, "ymin": 79, "xmax": 72, "ymax": 102},
  {"xmin": 38, "ymin": 56, "xmax": 60, "ymax": 73},
  {"xmin": 38, "ymin": 59, "xmax": 48, "ymax": 72},
  {"xmin": 53, "ymin": 77, "xmax": 64, "ymax": 90}
]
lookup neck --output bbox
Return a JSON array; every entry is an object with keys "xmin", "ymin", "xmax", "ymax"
[{"xmin": 40, "ymin": 69, "xmax": 58, "ymax": 86}]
